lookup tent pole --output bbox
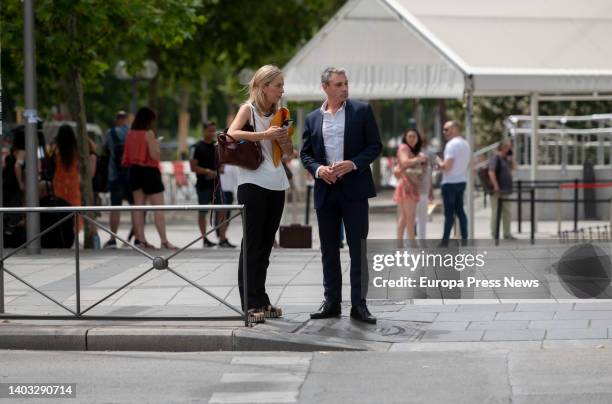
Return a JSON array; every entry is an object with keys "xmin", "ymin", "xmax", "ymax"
[
  {"xmin": 464, "ymin": 76, "xmax": 475, "ymax": 239},
  {"xmin": 530, "ymin": 93, "xmax": 539, "ymax": 233}
]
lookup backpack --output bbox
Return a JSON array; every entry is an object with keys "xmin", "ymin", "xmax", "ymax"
[{"xmin": 478, "ymin": 155, "xmax": 501, "ymax": 194}]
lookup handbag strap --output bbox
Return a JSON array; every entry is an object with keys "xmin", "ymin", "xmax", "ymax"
[{"xmin": 249, "ymin": 103, "xmax": 256, "ymax": 132}]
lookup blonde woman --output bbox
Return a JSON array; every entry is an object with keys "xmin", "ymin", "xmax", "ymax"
[{"xmin": 227, "ymin": 65, "xmax": 293, "ymax": 322}]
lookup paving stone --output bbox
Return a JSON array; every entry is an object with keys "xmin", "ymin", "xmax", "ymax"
[
  {"xmin": 589, "ymin": 319, "xmax": 612, "ymax": 328},
  {"xmin": 426, "ymin": 321, "xmax": 469, "ymax": 331},
  {"xmin": 435, "ymin": 311, "xmax": 496, "ymax": 322},
  {"xmin": 528, "ymin": 320, "xmax": 588, "ymax": 329},
  {"xmin": 554, "ymin": 311, "xmax": 612, "ymax": 320},
  {"xmin": 495, "ymin": 312, "xmax": 554, "ymax": 321},
  {"xmin": 400, "ymin": 304, "xmax": 459, "ymax": 312},
  {"xmin": 515, "ymin": 303, "xmax": 574, "ymax": 311},
  {"xmin": 483, "ymin": 329, "xmax": 545, "ymax": 341},
  {"xmin": 573, "ymin": 302, "xmax": 612, "ymax": 311},
  {"xmin": 419, "ymin": 330, "xmax": 484, "ymax": 342},
  {"xmin": 545, "ymin": 328, "xmax": 608, "ymax": 340},
  {"xmin": 378, "ymin": 311, "xmax": 437, "ymax": 322},
  {"xmin": 468, "ymin": 321, "xmax": 529, "ymax": 330},
  {"xmin": 457, "ymin": 303, "xmax": 516, "ymax": 312}
]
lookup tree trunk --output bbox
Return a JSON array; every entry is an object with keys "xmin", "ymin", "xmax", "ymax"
[
  {"xmin": 68, "ymin": 65, "xmax": 97, "ymax": 248},
  {"xmin": 223, "ymin": 93, "xmax": 237, "ymax": 128},
  {"xmin": 148, "ymin": 73, "xmax": 159, "ymax": 130},
  {"xmin": 177, "ymin": 85, "xmax": 191, "ymax": 160},
  {"xmin": 200, "ymin": 75, "xmax": 208, "ymax": 125},
  {"xmin": 147, "ymin": 46, "xmax": 161, "ymax": 130}
]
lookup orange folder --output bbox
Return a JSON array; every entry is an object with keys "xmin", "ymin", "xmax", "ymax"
[{"xmin": 270, "ymin": 107, "xmax": 294, "ymax": 167}]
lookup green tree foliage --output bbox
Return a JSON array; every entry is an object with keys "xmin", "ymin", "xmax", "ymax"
[{"xmin": 2, "ymin": 0, "xmax": 203, "ymax": 246}]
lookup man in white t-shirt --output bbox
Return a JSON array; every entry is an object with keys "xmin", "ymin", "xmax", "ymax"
[{"xmin": 436, "ymin": 121, "xmax": 471, "ymax": 245}]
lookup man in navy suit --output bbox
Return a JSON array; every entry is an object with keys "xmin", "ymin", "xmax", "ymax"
[{"xmin": 300, "ymin": 67, "xmax": 382, "ymax": 324}]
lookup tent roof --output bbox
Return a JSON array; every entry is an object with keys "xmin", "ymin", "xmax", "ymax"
[{"xmin": 283, "ymin": 0, "xmax": 612, "ymax": 101}]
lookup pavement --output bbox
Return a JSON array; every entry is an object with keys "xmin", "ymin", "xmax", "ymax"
[
  {"xmin": 1, "ymin": 189, "xmax": 612, "ymax": 352},
  {"xmin": 2, "ymin": 247, "xmax": 612, "ymax": 352},
  {"xmin": 3, "ymin": 348, "xmax": 612, "ymax": 403}
]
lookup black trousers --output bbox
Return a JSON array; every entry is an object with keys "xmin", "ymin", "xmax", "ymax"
[
  {"xmin": 316, "ymin": 185, "xmax": 369, "ymax": 307},
  {"xmin": 237, "ymin": 183, "xmax": 285, "ymax": 310}
]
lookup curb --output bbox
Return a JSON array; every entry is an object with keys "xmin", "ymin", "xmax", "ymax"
[{"xmin": 0, "ymin": 324, "xmax": 366, "ymax": 352}]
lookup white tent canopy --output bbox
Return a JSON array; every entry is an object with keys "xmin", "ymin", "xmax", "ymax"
[{"xmin": 283, "ymin": 0, "xmax": 612, "ymax": 101}]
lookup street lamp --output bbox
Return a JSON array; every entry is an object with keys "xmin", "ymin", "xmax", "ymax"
[{"xmin": 114, "ymin": 60, "xmax": 158, "ymax": 115}]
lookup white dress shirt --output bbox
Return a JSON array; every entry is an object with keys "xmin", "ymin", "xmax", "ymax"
[{"xmin": 315, "ymin": 100, "xmax": 355, "ymax": 178}]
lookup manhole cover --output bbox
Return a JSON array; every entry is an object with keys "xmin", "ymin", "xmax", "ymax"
[{"xmin": 296, "ymin": 318, "xmax": 426, "ymax": 343}]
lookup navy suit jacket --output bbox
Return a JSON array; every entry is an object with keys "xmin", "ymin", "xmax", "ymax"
[{"xmin": 300, "ymin": 99, "xmax": 382, "ymax": 209}]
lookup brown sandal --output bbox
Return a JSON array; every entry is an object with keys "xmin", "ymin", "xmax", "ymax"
[
  {"xmin": 160, "ymin": 241, "xmax": 178, "ymax": 250},
  {"xmin": 247, "ymin": 308, "xmax": 265, "ymax": 324},
  {"xmin": 262, "ymin": 305, "xmax": 283, "ymax": 319}
]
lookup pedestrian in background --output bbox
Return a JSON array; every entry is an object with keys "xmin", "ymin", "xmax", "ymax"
[
  {"xmin": 104, "ymin": 111, "xmax": 134, "ymax": 248},
  {"xmin": 52, "ymin": 124, "xmax": 97, "ymax": 230},
  {"xmin": 436, "ymin": 120, "xmax": 471, "ymax": 246},
  {"xmin": 122, "ymin": 106, "xmax": 177, "ymax": 250},
  {"xmin": 189, "ymin": 121, "xmax": 220, "ymax": 248},
  {"xmin": 393, "ymin": 128, "xmax": 427, "ymax": 245},
  {"xmin": 489, "ymin": 139, "xmax": 516, "ymax": 240}
]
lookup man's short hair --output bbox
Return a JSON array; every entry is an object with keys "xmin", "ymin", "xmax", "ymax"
[
  {"xmin": 321, "ymin": 67, "xmax": 347, "ymax": 85},
  {"xmin": 498, "ymin": 138, "xmax": 512, "ymax": 150},
  {"xmin": 447, "ymin": 120, "xmax": 461, "ymax": 131},
  {"xmin": 203, "ymin": 121, "xmax": 216, "ymax": 129}
]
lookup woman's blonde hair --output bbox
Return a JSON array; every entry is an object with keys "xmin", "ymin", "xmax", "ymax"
[{"xmin": 247, "ymin": 65, "xmax": 283, "ymax": 115}]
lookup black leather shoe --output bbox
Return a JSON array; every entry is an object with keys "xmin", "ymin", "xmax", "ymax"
[
  {"xmin": 350, "ymin": 304, "xmax": 377, "ymax": 324},
  {"xmin": 310, "ymin": 301, "xmax": 341, "ymax": 319}
]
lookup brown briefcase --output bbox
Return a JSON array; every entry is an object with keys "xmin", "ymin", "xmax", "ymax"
[{"xmin": 279, "ymin": 224, "xmax": 312, "ymax": 248}]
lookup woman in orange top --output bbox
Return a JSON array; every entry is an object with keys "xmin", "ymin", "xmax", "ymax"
[
  {"xmin": 122, "ymin": 107, "xmax": 177, "ymax": 250},
  {"xmin": 52, "ymin": 124, "xmax": 96, "ymax": 230}
]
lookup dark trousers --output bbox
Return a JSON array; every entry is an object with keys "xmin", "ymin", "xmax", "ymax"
[
  {"xmin": 441, "ymin": 182, "xmax": 468, "ymax": 241},
  {"xmin": 316, "ymin": 185, "xmax": 369, "ymax": 307},
  {"xmin": 237, "ymin": 183, "xmax": 285, "ymax": 310}
]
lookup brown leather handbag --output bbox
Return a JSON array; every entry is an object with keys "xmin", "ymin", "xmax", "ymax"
[{"xmin": 216, "ymin": 106, "xmax": 263, "ymax": 170}]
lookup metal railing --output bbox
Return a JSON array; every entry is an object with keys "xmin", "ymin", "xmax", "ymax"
[
  {"xmin": 0, "ymin": 204, "xmax": 252, "ymax": 326},
  {"xmin": 492, "ymin": 180, "xmax": 612, "ymax": 245}
]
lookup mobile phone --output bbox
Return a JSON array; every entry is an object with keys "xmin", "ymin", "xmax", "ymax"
[{"xmin": 282, "ymin": 119, "xmax": 294, "ymax": 128}]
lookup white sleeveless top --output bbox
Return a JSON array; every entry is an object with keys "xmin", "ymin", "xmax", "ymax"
[{"xmin": 237, "ymin": 104, "xmax": 290, "ymax": 191}]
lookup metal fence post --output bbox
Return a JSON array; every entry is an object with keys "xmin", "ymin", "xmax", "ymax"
[
  {"xmin": 530, "ymin": 188, "xmax": 536, "ymax": 245},
  {"xmin": 241, "ymin": 206, "xmax": 248, "ymax": 326},
  {"xmin": 557, "ymin": 186, "xmax": 562, "ymax": 235},
  {"xmin": 75, "ymin": 213, "xmax": 80, "ymax": 316},
  {"xmin": 305, "ymin": 185, "xmax": 312, "ymax": 225},
  {"xmin": 494, "ymin": 195, "xmax": 502, "ymax": 246},
  {"xmin": 517, "ymin": 180, "xmax": 522, "ymax": 233},
  {"xmin": 609, "ymin": 199, "xmax": 612, "ymax": 237},
  {"xmin": 0, "ymin": 209, "xmax": 3, "ymax": 314},
  {"xmin": 574, "ymin": 178, "xmax": 579, "ymax": 232}
]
